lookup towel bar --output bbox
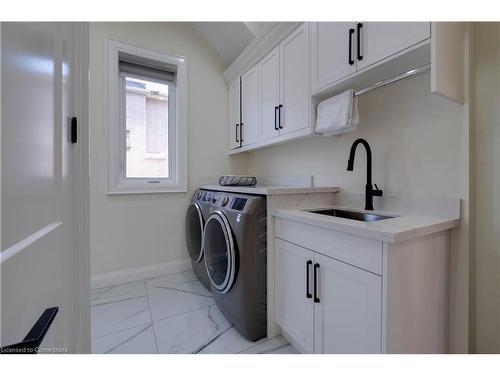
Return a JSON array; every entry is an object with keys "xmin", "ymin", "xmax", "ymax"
[{"xmin": 354, "ymin": 64, "xmax": 431, "ymax": 97}]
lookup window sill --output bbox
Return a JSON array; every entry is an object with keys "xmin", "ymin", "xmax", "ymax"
[{"xmin": 107, "ymin": 187, "xmax": 187, "ymax": 195}]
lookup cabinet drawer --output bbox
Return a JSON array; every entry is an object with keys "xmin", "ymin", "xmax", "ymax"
[{"xmin": 275, "ymin": 217, "xmax": 382, "ymax": 275}]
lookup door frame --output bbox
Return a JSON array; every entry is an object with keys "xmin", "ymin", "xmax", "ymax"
[{"xmin": 72, "ymin": 22, "xmax": 91, "ymax": 354}]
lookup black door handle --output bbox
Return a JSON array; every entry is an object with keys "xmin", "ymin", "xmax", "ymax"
[
  {"xmin": 235, "ymin": 124, "xmax": 239, "ymax": 143},
  {"xmin": 274, "ymin": 106, "xmax": 278, "ymax": 130},
  {"xmin": 306, "ymin": 260, "xmax": 312, "ymax": 299},
  {"xmin": 239, "ymin": 122, "xmax": 243, "ymax": 144},
  {"xmin": 0, "ymin": 307, "xmax": 59, "ymax": 354},
  {"xmin": 348, "ymin": 28, "xmax": 355, "ymax": 65},
  {"xmin": 357, "ymin": 23, "xmax": 363, "ymax": 61},
  {"xmin": 278, "ymin": 104, "xmax": 283, "ymax": 129},
  {"xmin": 314, "ymin": 263, "xmax": 320, "ymax": 303}
]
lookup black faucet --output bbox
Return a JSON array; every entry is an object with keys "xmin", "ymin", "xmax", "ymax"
[{"xmin": 347, "ymin": 138, "xmax": 383, "ymax": 211}]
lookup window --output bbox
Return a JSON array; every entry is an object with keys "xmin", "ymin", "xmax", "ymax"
[{"xmin": 107, "ymin": 40, "xmax": 187, "ymax": 193}]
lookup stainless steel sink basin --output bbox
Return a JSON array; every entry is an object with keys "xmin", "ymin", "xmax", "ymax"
[{"xmin": 308, "ymin": 208, "xmax": 394, "ymax": 222}]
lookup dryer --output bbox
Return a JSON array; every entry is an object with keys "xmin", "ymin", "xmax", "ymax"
[
  {"xmin": 202, "ymin": 191, "xmax": 267, "ymax": 341},
  {"xmin": 185, "ymin": 189, "xmax": 213, "ymax": 291}
]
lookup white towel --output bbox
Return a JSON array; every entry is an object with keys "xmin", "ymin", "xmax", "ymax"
[{"xmin": 315, "ymin": 89, "xmax": 359, "ymax": 136}]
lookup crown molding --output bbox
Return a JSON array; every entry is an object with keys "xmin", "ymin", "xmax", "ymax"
[{"xmin": 223, "ymin": 22, "xmax": 302, "ymax": 84}]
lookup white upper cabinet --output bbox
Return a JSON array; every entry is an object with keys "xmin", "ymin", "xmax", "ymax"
[
  {"xmin": 356, "ymin": 22, "xmax": 431, "ymax": 70},
  {"xmin": 228, "ymin": 78, "xmax": 241, "ymax": 150},
  {"xmin": 259, "ymin": 46, "xmax": 280, "ymax": 140},
  {"xmin": 313, "ymin": 253, "xmax": 382, "ymax": 354},
  {"xmin": 310, "ymin": 21, "xmax": 431, "ymax": 94},
  {"xmin": 310, "ymin": 22, "xmax": 357, "ymax": 93},
  {"xmin": 275, "ymin": 239, "xmax": 315, "ymax": 353},
  {"xmin": 279, "ymin": 23, "xmax": 310, "ymax": 135},
  {"xmin": 240, "ymin": 65, "xmax": 260, "ymax": 146}
]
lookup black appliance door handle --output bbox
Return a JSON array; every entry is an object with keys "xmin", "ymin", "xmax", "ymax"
[
  {"xmin": 274, "ymin": 106, "xmax": 278, "ymax": 130},
  {"xmin": 348, "ymin": 28, "xmax": 355, "ymax": 65},
  {"xmin": 314, "ymin": 263, "xmax": 320, "ymax": 303},
  {"xmin": 278, "ymin": 104, "xmax": 283, "ymax": 129},
  {"xmin": 306, "ymin": 260, "xmax": 312, "ymax": 299},
  {"xmin": 0, "ymin": 307, "xmax": 59, "ymax": 354},
  {"xmin": 357, "ymin": 23, "xmax": 363, "ymax": 61},
  {"xmin": 235, "ymin": 124, "xmax": 239, "ymax": 143},
  {"xmin": 239, "ymin": 122, "xmax": 243, "ymax": 143}
]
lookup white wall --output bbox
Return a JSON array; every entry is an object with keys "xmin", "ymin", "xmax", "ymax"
[
  {"xmin": 89, "ymin": 23, "xmax": 248, "ymax": 275},
  {"xmin": 247, "ymin": 72, "xmax": 470, "ymax": 352},
  {"xmin": 473, "ymin": 22, "xmax": 500, "ymax": 353}
]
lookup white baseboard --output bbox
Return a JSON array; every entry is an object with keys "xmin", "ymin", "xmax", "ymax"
[{"xmin": 91, "ymin": 258, "xmax": 192, "ymax": 289}]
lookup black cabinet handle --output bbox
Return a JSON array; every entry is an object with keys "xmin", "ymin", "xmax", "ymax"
[
  {"xmin": 274, "ymin": 106, "xmax": 278, "ymax": 131},
  {"xmin": 1, "ymin": 307, "xmax": 59, "ymax": 354},
  {"xmin": 348, "ymin": 28, "xmax": 355, "ymax": 65},
  {"xmin": 314, "ymin": 263, "xmax": 320, "ymax": 303},
  {"xmin": 278, "ymin": 104, "xmax": 283, "ymax": 129},
  {"xmin": 357, "ymin": 23, "xmax": 363, "ymax": 61},
  {"xmin": 240, "ymin": 122, "xmax": 243, "ymax": 144},
  {"xmin": 235, "ymin": 124, "xmax": 239, "ymax": 143},
  {"xmin": 306, "ymin": 260, "xmax": 312, "ymax": 299}
]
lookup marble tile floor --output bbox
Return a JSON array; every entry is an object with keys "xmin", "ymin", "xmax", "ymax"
[{"xmin": 91, "ymin": 269, "xmax": 299, "ymax": 354}]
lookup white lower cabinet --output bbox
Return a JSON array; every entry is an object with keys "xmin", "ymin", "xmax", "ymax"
[
  {"xmin": 276, "ymin": 238, "xmax": 381, "ymax": 354},
  {"xmin": 313, "ymin": 252, "xmax": 382, "ymax": 354},
  {"xmin": 275, "ymin": 239, "xmax": 315, "ymax": 352}
]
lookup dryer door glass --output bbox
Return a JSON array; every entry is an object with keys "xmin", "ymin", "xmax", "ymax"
[
  {"xmin": 203, "ymin": 211, "xmax": 236, "ymax": 293},
  {"xmin": 185, "ymin": 203, "xmax": 204, "ymax": 263}
]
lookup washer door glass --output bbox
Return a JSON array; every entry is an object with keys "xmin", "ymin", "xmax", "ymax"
[
  {"xmin": 185, "ymin": 203, "xmax": 204, "ymax": 263},
  {"xmin": 203, "ymin": 211, "xmax": 236, "ymax": 293}
]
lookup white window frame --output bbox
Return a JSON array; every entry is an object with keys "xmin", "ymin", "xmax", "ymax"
[{"xmin": 107, "ymin": 39, "xmax": 187, "ymax": 194}]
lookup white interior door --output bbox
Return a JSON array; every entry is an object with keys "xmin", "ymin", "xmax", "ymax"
[
  {"xmin": 259, "ymin": 46, "xmax": 280, "ymax": 140},
  {"xmin": 310, "ymin": 22, "xmax": 357, "ymax": 92},
  {"xmin": 275, "ymin": 239, "xmax": 314, "ymax": 353},
  {"xmin": 313, "ymin": 253, "xmax": 382, "ymax": 354},
  {"xmin": 1, "ymin": 22, "xmax": 89, "ymax": 353},
  {"xmin": 279, "ymin": 23, "xmax": 309, "ymax": 135},
  {"xmin": 241, "ymin": 65, "xmax": 260, "ymax": 146},
  {"xmin": 356, "ymin": 22, "xmax": 431, "ymax": 70}
]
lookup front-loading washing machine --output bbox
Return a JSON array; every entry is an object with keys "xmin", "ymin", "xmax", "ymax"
[
  {"xmin": 185, "ymin": 189, "xmax": 213, "ymax": 291},
  {"xmin": 202, "ymin": 191, "xmax": 267, "ymax": 341}
]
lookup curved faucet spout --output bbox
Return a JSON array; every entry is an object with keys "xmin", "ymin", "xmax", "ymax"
[{"xmin": 346, "ymin": 138, "xmax": 382, "ymax": 210}]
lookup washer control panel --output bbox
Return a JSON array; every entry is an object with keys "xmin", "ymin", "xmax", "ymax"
[{"xmin": 203, "ymin": 190, "xmax": 258, "ymax": 213}]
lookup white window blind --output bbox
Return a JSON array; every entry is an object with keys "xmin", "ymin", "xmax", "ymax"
[{"xmin": 118, "ymin": 52, "xmax": 177, "ymax": 83}]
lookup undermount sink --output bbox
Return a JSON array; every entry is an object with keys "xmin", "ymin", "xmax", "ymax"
[{"xmin": 307, "ymin": 208, "xmax": 394, "ymax": 222}]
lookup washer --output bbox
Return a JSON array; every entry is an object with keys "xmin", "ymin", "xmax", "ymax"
[
  {"xmin": 184, "ymin": 189, "xmax": 213, "ymax": 291},
  {"xmin": 203, "ymin": 191, "xmax": 267, "ymax": 341}
]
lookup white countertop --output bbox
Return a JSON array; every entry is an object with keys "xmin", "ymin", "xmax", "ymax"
[
  {"xmin": 274, "ymin": 205, "xmax": 460, "ymax": 243},
  {"xmin": 200, "ymin": 185, "xmax": 340, "ymax": 196}
]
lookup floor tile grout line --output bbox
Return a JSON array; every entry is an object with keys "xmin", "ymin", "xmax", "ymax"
[
  {"xmin": 91, "ymin": 293, "xmax": 215, "ymax": 340},
  {"xmin": 103, "ymin": 323, "xmax": 154, "ymax": 354},
  {"xmin": 144, "ymin": 280, "xmax": 160, "ymax": 354}
]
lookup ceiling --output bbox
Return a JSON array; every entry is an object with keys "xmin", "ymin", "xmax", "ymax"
[{"xmin": 190, "ymin": 22, "xmax": 269, "ymax": 67}]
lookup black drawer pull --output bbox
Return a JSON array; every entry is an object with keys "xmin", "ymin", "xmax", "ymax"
[
  {"xmin": 314, "ymin": 263, "xmax": 320, "ymax": 303},
  {"xmin": 306, "ymin": 260, "xmax": 312, "ymax": 299},
  {"xmin": 278, "ymin": 104, "xmax": 283, "ymax": 129},
  {"xmin": 274, "ymin": 106, "xmax": 278, "ymax": 131},
  {"xmin": 357, "ymin": 23, "xmax": 363, "ymax": 61},
  {"xmin": 235, "ymin": 124, "xmax": 239, "ymax": 143},
  {"xmin": 348, "ymin": 28, "xmax": 355, "ymax": 65},
  {"xmin": 1, "ymin": 307, "xmax": 59, "ymax": 354}
]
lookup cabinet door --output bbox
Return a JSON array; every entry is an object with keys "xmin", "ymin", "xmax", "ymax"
[
  {"xmin": 259, "ymin": 46, "xmax": 280, "ymax": 140},
  {"xmin": 275, "ymin": 239, "xmax": 315, "ymax": 353},
  {"xmin": 228, "ymin": 78, "xmax": 240, "ymax": 150},
  {"xmin": 310, "ymin": 22, "xmax": 357, "ymax": 92},
  {"xmin": 314, "ymin": 253, "xmax": 382, "ymax": 354},
  {"xmin": 356, "ymin": 22, "xmax": 431, "ymax": 70},
  {"xmin": 241, "ymin": 65, "xmax": 260, "ymax": 146},
  {"xmin": 279, "ymin": 23, "xmax": 310, "ymax": 135}
]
